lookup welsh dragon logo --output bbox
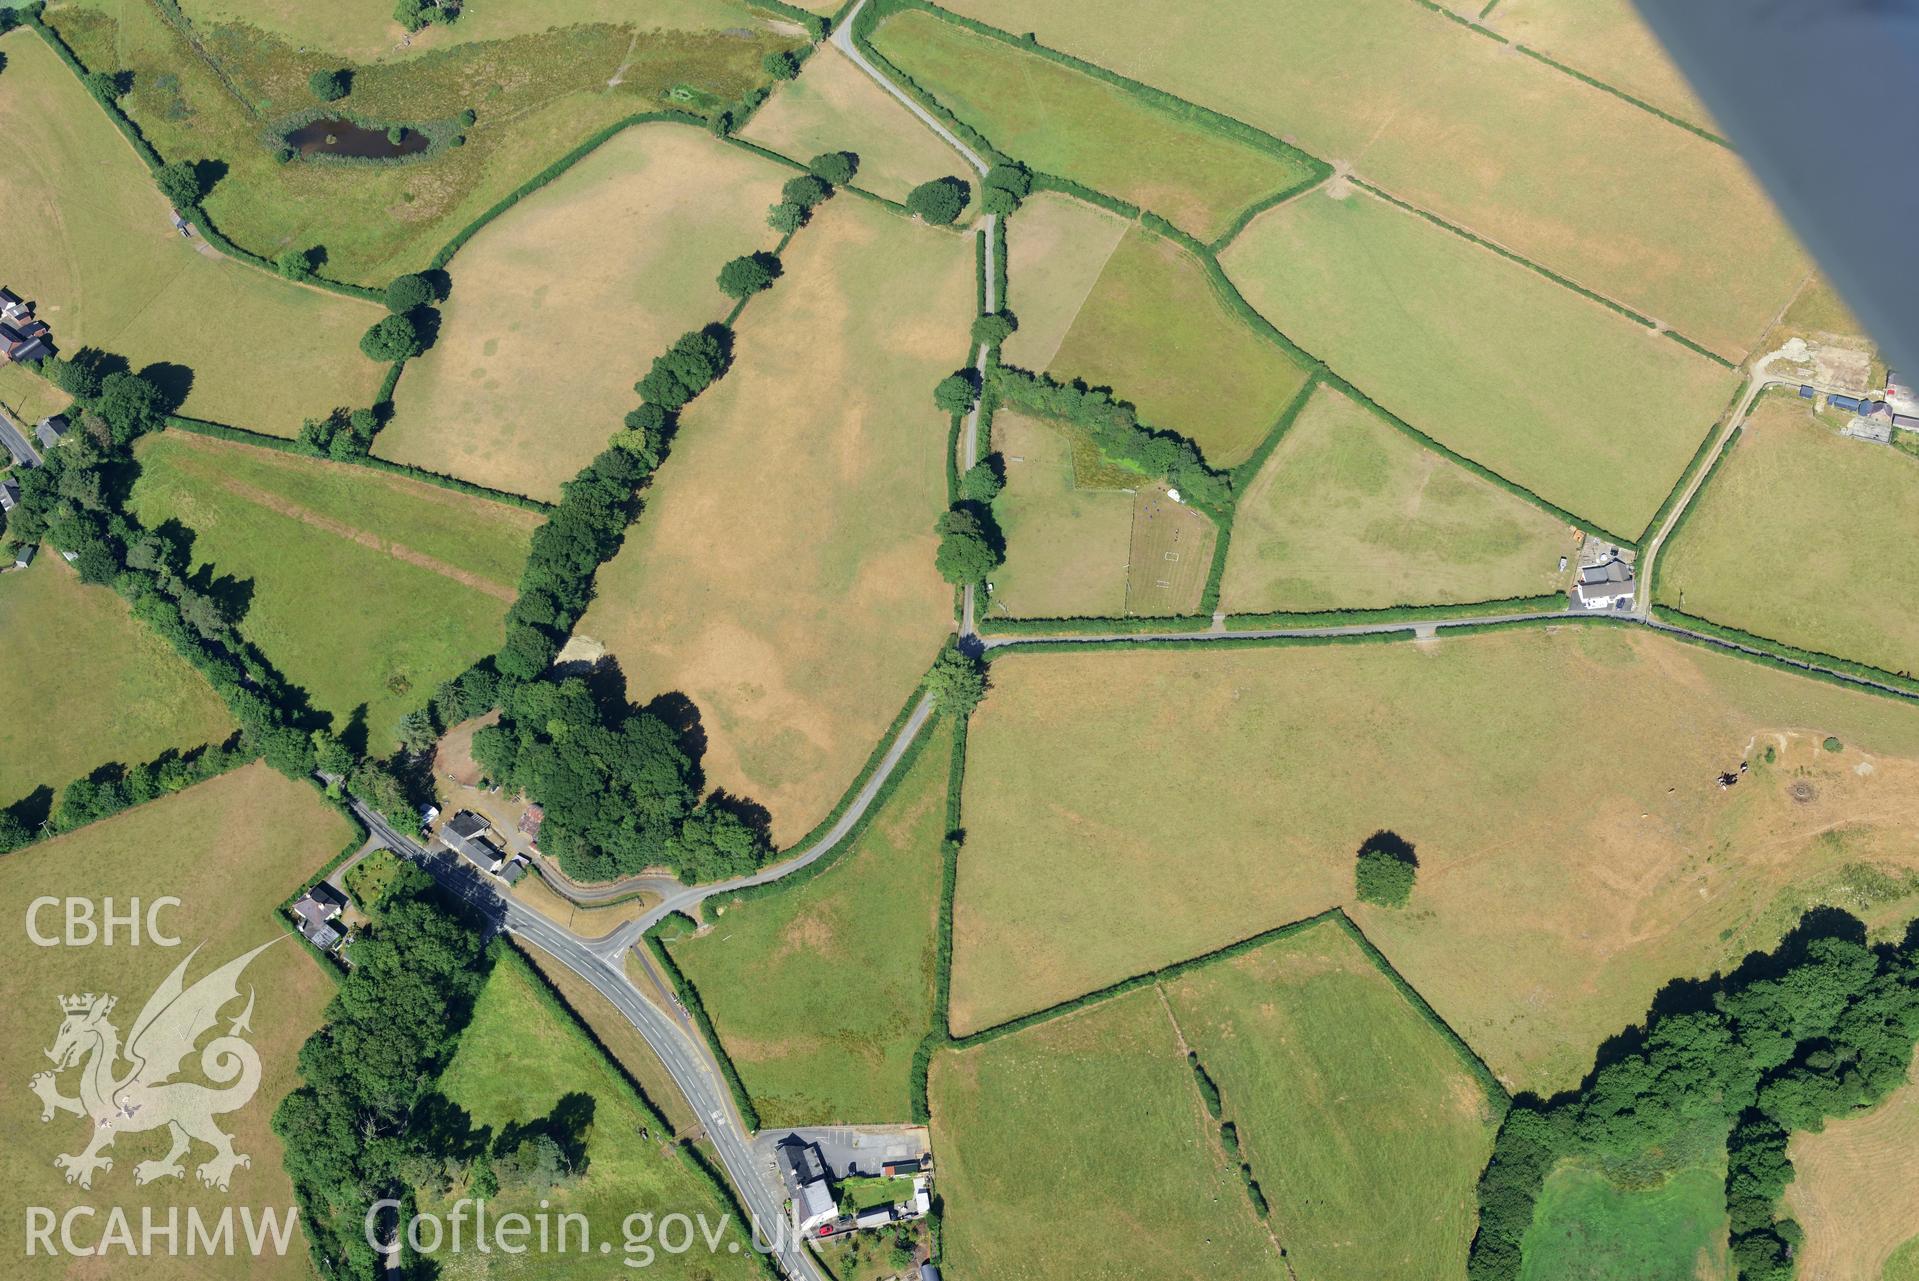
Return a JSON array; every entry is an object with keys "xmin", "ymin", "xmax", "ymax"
[{"xmin": 29, "ymin": 940, "xmax": 275, "ymax": 1192}]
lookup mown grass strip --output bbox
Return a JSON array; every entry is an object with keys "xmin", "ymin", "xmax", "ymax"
[
  {"xmin": 161, "ymin": 416, "xmax": 553, "ymax": 512},
  {"xmin": 988, "ymin": 628, "xmax": 1418, "ymax": 658},
  {"xmin": 1224, "ymin": 594, "xmax": 1567, "ymax": 631}
]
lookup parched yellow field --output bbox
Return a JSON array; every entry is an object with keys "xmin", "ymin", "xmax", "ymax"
[
  {"xmin": 1655, "ymin": 392, "xmax": 1919, "ymax": 676},
  {"xmin": 741, "ymin": 44, "xmax": 966, "ymax": 204},
  {"xmin": 581, "ymin": 197, "xmax": 968, "ymax": 845},
  {"xmin": 998, "ymin": 191, "xmax": 1130, "ymax": 372},
  {"xmin": 1783, "ymin": 1050, "xmax": 1919, "ymax": 1281},
  {"xmin": 0, "ymin": 555, "xmax": 235, "ymax": 811},
  {"xmin": 986, "ymin": 411, "xmax": 1133, "ymax": 619},
  {"xmin": 380, "ymin": 125, "xmax": 790, "ymax": 501},
  {"xmin": 1223, "ymin": 185, "xmax": 1739, "ymax": 537},
  {"xmin": 0, "ymin": 29, "xmax": 384, "ymax": 434},
  {"xmin": 930, "ymin": 988, "xmax": 1289, "ymax": 1281},
  {"xmin": 1048, "ymin": 228, "xmax": 1311, "ymax": 468},
  {"xmin": 954, "ymin": 627, "xmax": 1919, "ymax": 1093},
  {"xmin": 1221, "ymin": 384, "xmax": 1577, "ymax": 612},
  {"xmin": 1485, "ymin": 0, "xmax": 1715, "ymax": 132},
  {"xmin": 0, "ymin": 764, "xmax": 353, "ymax": 1280},
  {"xmin": 940, "ymin": 0, "xmax": 1805, "ymax": 359}
]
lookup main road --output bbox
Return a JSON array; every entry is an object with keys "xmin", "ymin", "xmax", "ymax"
[{"xmin": 352, "ymin": 802, "xmax": 829, "ymax": 1281}]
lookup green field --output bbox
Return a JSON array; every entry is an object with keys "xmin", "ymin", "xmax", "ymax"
[
  {"xmin": 579, "ymin": 196, "xmax": 967, "ymax": 846},
  {"xmin": 0, "ymin": 554, "xmax": 235, "ymax": 810},
  {"xmin": 929, "ymin": 987, "xmax": 1288, "ymax": 1281},
  {"xmin": 178, "ymin": 0, "xmax": 765, "ymax": 63},
  {"xmin": 50, "ymin": 0, "xmax": 797, "ymax": 286},
  {"xmin": 1484, "ymin": 0, "xmax": 1714, "ymax": 132},
  {"xmin": 0, "ymin": 764, "xmax": 353, "ymax": 1279},
  {"xmin": 740, "ymin": 44, "xmax": 969, "ymax": 205},
  {"xmin": 867, "ymin": 9, "xmax": 1316, "ymax": 240},
  {"xmin": 423, "ymin": 954, "xmax": 762, "ymax": 1280},
  {"xmin": 1048, "ymin": 228, "xmax": 1311, "ymax": 468},
  {"xmin": 1164, "ymin": 921, "xmax": 1499, "ymax": 1281},
  {"xmin": 986, "ymin": 410, "xmax": 1133, "ymax": 618},
  {"xmin": 1520, "ymin": 1162, "xmax": 1730, "ymax": 1281},
  {"xmin": 129, "ymin": 433, "xmax": 537, "ymax": 751},
  {"xmin": 666, "ymin": 722, "xmax": 951, "ymax": 1126},
  {"xmin": 998, "ymin": 191, "xmax": 1130, "ymax": 371},
  {"xmin": 938, "ymin": 0, "xmax": 1804, "ymax": 359},
  {"xmin": 953, "ymin": 628, "xmax": 1919, "ymax": 1093},
  {"xmin": 0, "ymin": 28, "xmax": 384, "ymax": 434},
  {"xmin": 1221, "ymin": 384, "xmax": 1577, "ymax": 613},
  {"xmin": 1222, "ymin": 186, "xmax": 1738, "ymax": 536},
  {"xmin": 1655, "ymin": 392, "xmax": 1919, "ymax": 676},
  {"xmin": 1893, "ymin": 1241, "xmax": 1919, "ymax": 1281},
  {"xmin": 381, "ymin": 124, "xmax": 789, "ymax": 501}
]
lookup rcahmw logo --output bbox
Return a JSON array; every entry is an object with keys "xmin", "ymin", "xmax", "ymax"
[{"xmin": 21, "ymin": 911, "xmax": 299, "ymax": 1258}]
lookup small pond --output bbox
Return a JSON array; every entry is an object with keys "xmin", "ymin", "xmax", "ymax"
[{"xmin": 287, "ymin": 118, "xmax": 430, "ymax": 159}]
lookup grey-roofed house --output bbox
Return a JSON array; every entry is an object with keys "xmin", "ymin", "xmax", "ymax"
[
  {"xmin": 0, "ymin": 288, "xmax": 26, "ymax": 321},
  {"xmin": 499, "ymin": 855, "xmax": 529, "ymax": 885},
  {"xmin": 0, "ymin": 321, "xmax": 49, "ymax": 364},
  {"xmin": 920, "ymin": 1264, "xmax": 943, "ymax": 1281},
  {"xmin": 0, "ymin": 477, "xmax": 19, "ymax": 513},
  {"xmin": 13, "ymin": 543, "xmax": 36, "ymax": 569},
  {"xmin": 1572, "ymin": 557, "xmax": 1635, "ymax": 611},
  {"xmin": 35, "ymin": 415, "xmax": 67, "ymax": 449},
  {"xmin": 775, "ymin": 1136, "xmax": 840, "ymax": 1236},
  {"xmin": 292, "ymin": 882, "xmax": 350, "ymax": 952},
  {"xmin": 441, "ymin": 810, "xmax": 509, "ymax": 874}
]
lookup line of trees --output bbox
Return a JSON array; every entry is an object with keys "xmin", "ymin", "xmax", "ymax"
[
  {"xmin": 1469, "ymin": 909, "xmax": 1919, "ymax": 1281},
  {"xmin": 4, "ymin": 354, "xmax": 320, "ymax": 779},
  {"xmin": 274, "ymin": 863, "xmax": 492, "ymax": 1280},
  {"xmin": 992, "ymin": 366, "xmax": 1231, "ymax": 510}
]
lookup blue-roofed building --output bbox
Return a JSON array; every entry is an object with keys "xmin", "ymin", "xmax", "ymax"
[
  {"xmin": 1829, "ymin": 394, "xmax": 1862, "ymax": 412},
  {"xmin": 1799, "ymin": 384, "xmax": 1816, "ymax": 399}
]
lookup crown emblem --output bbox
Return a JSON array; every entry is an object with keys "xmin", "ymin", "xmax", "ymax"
[{"xmin": 59, "ymin": 993, "xmax": 113, "ymax": 1016}]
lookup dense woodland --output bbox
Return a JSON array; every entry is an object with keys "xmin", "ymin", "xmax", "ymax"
[{"xmin": 1469, "ymin": 909, "xmax": 1919, "ymax": 1281}]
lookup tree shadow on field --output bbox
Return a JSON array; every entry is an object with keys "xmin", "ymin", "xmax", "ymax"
[
  {"xmin": 1357, "ymin": 829, "xmax": 1417, "ymax": 869},
  {"xmin": 703, "ymin": 787, "xmax": 772, "ymax": 847},
  {"xmin": 494, "ymin": 1091, "xmax": 595, "ymax": 1176},
  {"xmin": 136, "ymin": 361, "xmax": 194, "ymax": 416},
  {"xmin": 643, "ymin": 691, "xmax": 708, "ymax": 791}
]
